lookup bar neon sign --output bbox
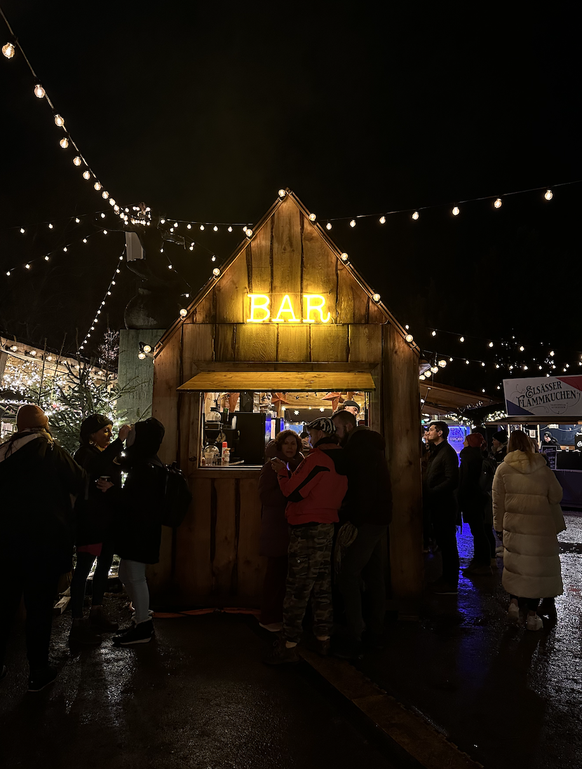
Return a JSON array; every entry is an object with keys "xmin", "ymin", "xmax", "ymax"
[{"xmin": 246, "ymin": 294, "xmax": 331, "ymax": 323}]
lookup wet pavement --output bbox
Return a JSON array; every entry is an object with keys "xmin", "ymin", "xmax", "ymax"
[
  {"xmin": 355, "ymin": 513, "xmax": 582, "ymax": 769},
  {"xmin": 1, "ymin": 604, "xmax": 403, "ymax": 769},
  {"xmin": 2, "ymin": 516, "xmax": 581, "ymax": 769}
]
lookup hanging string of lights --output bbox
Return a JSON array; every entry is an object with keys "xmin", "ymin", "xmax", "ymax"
[
  {"xmin": 160, "ymin": 217, "xmax": 251, "ymax": 234},
  {"xmin": 3, "ymin": 227, "xmax": 111, "ymax": 277},
  {"xmin": 310, "ymin": 180, "xmax": 581, "ymax": 229},
  {"xmin": 77, "ymin": 245, "xmax": 126, "ymax": 353},
  {"xmin": 1, "ymin": 8, "xmax": 127, "ymax": 222},
  {"xmin": 4, "ymin": 208, "xmax": 114, "ymax": 235}
]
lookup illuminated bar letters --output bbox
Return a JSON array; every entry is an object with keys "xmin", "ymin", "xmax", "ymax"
[{"xmin": 246, "ymin": 294, "xmax": 331, "ymax": 323}]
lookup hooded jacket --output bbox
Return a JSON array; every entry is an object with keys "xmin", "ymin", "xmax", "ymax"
[
  {"xmin": 492, "ymin": 450, "xmax": 563, "ymax": 598},
  {"xmin": 276, "ymin": 439, "xmax": 348, "ymax": 526},
  {"xmin": 340, "ymin": 426, "xmax": 392, "ymax": 526},
  {"xmin": 0, "ymin": 430, "xmax": 86, "ymax": 572},
  {"xmin": 458, "ymin": 445, "xmax": 486, "ymax": 523},
  {"xmin": 259, "ymin": 448, "xmax": 303, "ymax": 557},
  {"xmin": 112, "ymin": 418, "xmax": 166, "ymax": 564}
]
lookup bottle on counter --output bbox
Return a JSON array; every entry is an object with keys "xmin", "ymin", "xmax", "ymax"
[{"xmin": 221, "ymin": 441, "xmax": 230, "ymax": 465}]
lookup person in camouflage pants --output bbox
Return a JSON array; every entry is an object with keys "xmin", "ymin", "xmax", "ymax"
[
  {"xmin": 283, "ymin": 523, "xmax": 335, "ymax": 644},
  {"xmin": 264, "ymin": 418, "xmax": 348, "ymax": 665}
]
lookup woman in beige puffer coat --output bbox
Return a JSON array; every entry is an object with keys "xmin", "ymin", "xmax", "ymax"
[{"xmin": 492, "ymin": 430, "xmax": 563, "ymax": 631}]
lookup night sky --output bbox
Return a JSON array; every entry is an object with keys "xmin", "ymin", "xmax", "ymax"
[{"xmin": 0, "ymin": 3, "xmax": 579, "ymax": 394}]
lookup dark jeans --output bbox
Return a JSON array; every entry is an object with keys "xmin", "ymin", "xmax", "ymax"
[
  {"xmin": 468, "ymin": 516, "xmax": 494, "ymax": 566},
  {"xmin": 510, "ymin": 594, "xmax": 539, "ymax": 612},
  {"xmin": 0, "ymin": 552, "xmax": 61, "ymax": 672},
  {"xmin": 338, "ymin": 524, "xmax": 387, "ymax": 641},
  {"xmin": 260, "ymin": 555, "xmax": 288, "ymax": 625},
  {"xmin": 432, "ymin": 515, "xmax": 459, "ymax": 586},
  {"xmin": 70, "ymin": 542, "xmax": 115, "ymax": 618}
]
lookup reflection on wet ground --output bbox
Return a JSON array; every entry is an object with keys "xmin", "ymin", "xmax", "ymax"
[
  {"xmin": 356, "ymin": 513, "xmax": 582, "ymax": 769},
  {"xmin": 0, "ymin": 602, "xmax": 399, "ymax": 769}
]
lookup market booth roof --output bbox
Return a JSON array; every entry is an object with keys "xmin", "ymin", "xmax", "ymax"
[
  {"xmin": 178, "ymin": 370, "xmax": 376, "ymax": 392},
  {"xmin": 420, "ymin": 380, "xmax": 500, "ymax": 415}
]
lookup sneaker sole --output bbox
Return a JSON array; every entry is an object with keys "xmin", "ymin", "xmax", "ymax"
[
  {"xmin": 114, "ymin": 636, "xmax": 154, "ymax": 646},
  {"xmin": 28, "ymin": 678, "xmax": 57, "ymax": 693}
]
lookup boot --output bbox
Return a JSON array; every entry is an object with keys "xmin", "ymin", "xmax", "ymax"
[
  {"xmin": 69, "ymin": 618, "xmax": 102, "ymax": 646},
  {"xmin": 89, "ymin": 605, "xmax": 119, "ymax": 632},
  {"xmin": 112, "ymin": 619, "xmax": 154, "ymax": 646},
  {"xmin": 537, "ymin": 598, "xmax": 557, "ymax": 620}
]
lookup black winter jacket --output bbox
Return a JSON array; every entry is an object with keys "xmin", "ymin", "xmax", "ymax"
[
  {"xmin": 458, "ymin": 446, "xmax": 486, "ymax": 523},
  {"xmin": 423, "ymin": 441, "xmax": 459, "ymax": 521},
  {"xmin": 74, "ymin": 438, "xmax": 123, "ymax": 545},
  {"xmin": 340, "ymin": 427, "xmax": 392, "ymax": 526},
  {"xmin": 0, "ymin": 432, "xmax": 86, "ymax": 572}
]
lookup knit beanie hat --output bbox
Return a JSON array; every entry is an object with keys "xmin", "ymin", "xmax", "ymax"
[
  {"xmin": 466, "ymin": 433, "xmax": 484, "ymax": 449},
  {"xmin": 306, "ymin": 417, "xmax": 336, "ymax": 436},
  {"xmin": 80, "ymin": 413, "xmax": 113, "ymax": 445},
  {"xmin": 16, "ymin": 404, "xmax": 49, "ymax": 431},
  {"xmin": 493, "ymin": 429, "xmax": 508, "ymax": 444},
  {"xmin": 342, "ymin": 399, "xmax": 360, "ymax": 411}
]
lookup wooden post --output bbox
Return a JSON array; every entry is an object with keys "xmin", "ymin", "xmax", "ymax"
[{"xmin": 382, "ymin": 325, "xmax": 423, "ymax": 615}]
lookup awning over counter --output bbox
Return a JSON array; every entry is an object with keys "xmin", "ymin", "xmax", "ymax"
[{"xmin": 178, "ymin": 371, "xmax": 376, "ymax": 392}]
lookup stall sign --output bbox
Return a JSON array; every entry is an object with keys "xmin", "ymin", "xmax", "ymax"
[
  {"xmin": 504, "ymin": 376, "xmax": 582, "ymax": 417},
  {"xmin": 246, "ymin": 294, "xmax": 332, "ymax": 323}
]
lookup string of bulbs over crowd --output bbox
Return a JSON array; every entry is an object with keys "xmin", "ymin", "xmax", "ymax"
[{"xmin": 3, "ymin": 14, "xmax": 580, "ymax": 381}]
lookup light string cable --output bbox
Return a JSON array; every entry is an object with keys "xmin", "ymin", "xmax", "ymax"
[
  {"xmin": 310, "ymin": 180, "xmax": 582, "ymax": 229},
  {"xmin": 1, "ymin": 7, "xmax": 127, "ymax": 219},
  {"xmin": 5, "ymin": 207, "xmax": 111, "ymax": 234},
  {"xmin": 159, "ymin": 216, "xmax": 252, "ymax": 234},
  {"xmin": 78, "ymin": 244, "xmax": 126, "ymax": 353},
  {"xmin": 4, "ymin": 226, "xmax": 108, "ymax": 276}
]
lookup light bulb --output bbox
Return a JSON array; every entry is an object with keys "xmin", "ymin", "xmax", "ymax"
[
  {"xmin": 54, "ymin": 114, "xmax": 65, "ymax": 127},
  {"xmin": 213, "ymin": 268, "xmax": 220, "ymax": 277},
  {"xmin": 278, "ymin": 189, "xmax": 286, "ymax": 198},
  {"xmin": 200, "ymin": 224, "xmax": 205, "ymax": 231},
  {"xmin": 430, "ymin": 366, "xmax": 438, "ymax": 374},
  {"xmin": 549, "ymin": 350, "xmax": 555, "ymax": 356},
  {"xmin": 179, "ymin": 309, "xmax": 187, "ymax": 317},
  {"xmin": 25, "ymin": 264, "xmax": 30, "ymax": 269},
  {"xmin": 519, "ymin": 346, "xmax": 524, "ymax": 352},
  {"xmin": 544, "ymin": 189, "xmax": 553, "ymax": 201},
  {"xmin": 102, "ymin": 191, "xmax": 109, "ymax": 199},
  {"xmin": 100, "ymin": 213, "xmax": 106, "ymax": 218},
  {"xmin": 246, "ymin": 228, "xmax": 253, "ymax": 237},
  {"xmin": 94, "ymin": 182, "xmax": 102, "ymax": 191},
  {"xmin": 326, "ymin": 222, "xmax": 332, "ymax": 230},
  {"xmin": 83, "ymin": 170, "xmax": 91, "ymax": 180},
  {"xmin": 350, "ymin": 219, "xmax": 356, "ymax": 227},
  {"xmin": 138, "ymin": 352, "xmax": 146, "ymax": 360},
  {"xmin": 60, "ymin": 138, "xmax": 69, "ymax": 149},
  {"xmin": 466, "ymin": 360, "xmax": 470, "ymax": 365},
  {"xmin": 34, "ymin": 84, "xmax": 45, "ymax": 99},
  {"xmin": 431, "ymin": 330, "xmax": 436, "ymax": 336},
  {"xmin": 63, "ymin": 247, "xmax": 68, "ymax": 252},
  {"xmin": 6, "ymin": 271, "xmax": 10, "ymax": 276},
  {"xmin": 83, "ymin": 238, "xmax": 87, "ymax": 243},
  {"xmin": 412, "ymin": 211, "xmax": 419, "ymax": 220},
  {"xmin": 372, "ymin": 293, "xmax": 381, "ymax": 302},
  {"xmin": 405, "ymin": 334, "xmax": 414, "ymax": 343},
  {"xmin": 309, "ymin": 213, "xmax": 317, "ymax": 222},
  {"xmin": 489, "ymin": 341, "xmax": 494, "ymax": 347},
  {"xmin": 20, "ymin": 228, "xmax": 25, "ymax": 234},
  {"xmin": 438, "ymin": 360, "xmax": 447, "ymax": 368},
  {"xmin": 143, "ymin": 344, "xmax": 152, "ymax": 353},
  {"xmin": 379, "ymin": 216, "xmax": 386, "ymax": 224},
  {"xmin": 419, "ymin": 375, "xmax": 426, "ymax": 381},
  {"xmin": 452, "ymin": 206, "xmax": 460, "ymax": 216},
  {"xmin": 460, "ymin": 336, "xmax": 464, "ymax": 342},
  {"xmin": 213, "ymin": 225, "xmax": 218, "ymax": 231},
  {"xmin": 228, "ymin": 226, "xmax": 233, "ymax": 232},
  {"xmin": 44, "ymin": 255, "xmax": 49, "ymax": 261},
  {"xmin": 2, "ymin": 42, "xmax": 16, "ymax": 59},
  {"xmin": 109, "ymin": 198, "xmax": 116, "ymax": 206},
  {"xmin": 340, "ymin": 252, "xmax": 349, "ymax": 262},
  {"xmin": 481, "ymin": 362, "xmax": 485, "ymax": 367},
  {"xmin": 75, "ymin": 217, "xmax": 80, "ymax": 223},
  {"xmin": 103, "ymin": 230, "xmax": 108, "ymax": 235}
]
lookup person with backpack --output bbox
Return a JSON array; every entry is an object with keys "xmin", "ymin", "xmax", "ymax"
[{"xmin": 104, "ymin": 418, "xmax": 169, "ymax": 646}]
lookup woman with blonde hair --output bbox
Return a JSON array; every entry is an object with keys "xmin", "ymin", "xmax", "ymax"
[{"xmin": 492, "ymin": 430, "xmax": 563, "ymax": 630}]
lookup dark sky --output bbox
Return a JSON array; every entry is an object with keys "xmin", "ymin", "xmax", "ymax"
[{"xmin": 0, "ymin": 2, "xmax": 579, "ymax": 392}]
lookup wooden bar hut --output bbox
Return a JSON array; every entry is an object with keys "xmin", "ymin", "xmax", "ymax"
[{"xmin": 149, "ymin": 190, "xmax": 423, "ymax": 613}]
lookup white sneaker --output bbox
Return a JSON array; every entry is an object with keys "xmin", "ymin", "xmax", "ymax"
[
  {"xmin": 526, "ymin": 614, "xmax": 543, "ymax": 631},
  {"xmin": 259, "ymin": 622, "xmax": 283, "ymax": 632},
  {"xmin": 507, "ymin": 603, "xmax": 519, "ymax": 621}
]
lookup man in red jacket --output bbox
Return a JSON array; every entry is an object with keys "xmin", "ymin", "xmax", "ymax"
[{"xmin": 264, "ymin": 418, "xmax": 348, "ymax": 664}]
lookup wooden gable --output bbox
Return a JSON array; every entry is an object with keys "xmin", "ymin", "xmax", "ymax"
[{"xmin": 156, "ymin": 191, "xmax": 416, "ymax": 366}]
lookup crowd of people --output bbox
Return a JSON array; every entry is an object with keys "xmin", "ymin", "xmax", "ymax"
[
  {"xmin": 0, "ymin": 405, "xmax": 168, "ymax": 692},
  {"xmin": 0, "ymin": 399, "xmax": 566, "ymax": 690},
  {"xmin": 422, "ymin": 421, "xmax": 565, "ymax": 630}
]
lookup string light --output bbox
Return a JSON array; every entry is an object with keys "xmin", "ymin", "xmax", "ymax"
[
  {"xmin": 278, "ymin": 189, "xmax": 286, "ymax": 198},
  {"xmin": 372, "ymin": 293, "xmax": 381, "ymax": 302},
  {"xmin": 34, "ymin": 83, "xmax": 45, "ymax": 98},
  {"xmin": 379, "ymin": 216, "xmax": 386, "ymax": 224},
  {"xmin": 83, "ymin": 170, "xmax": 91, "ymax": 180},
  {"xmin": 212, "ymin": 268, "xmax": 221, "ymax": 277},
  {"xmin": 2, "ymin": 41, "xmax": 15, "ymax": 58},
  {"xmin": 544, "ymin": 189, "xmax": 553, "ymax": 201},
  {"xmin": 77, "ymin": 247, "xmax": 126, "ymax": 353},
  {"xmin": 326, "ymin": 222, "xmax": 332, "ymax": 230},
  {"xmin": 59, "ymin": 137, "xmax": 69, "ymax": 149},
  {"xmin": 308, "ymin": 213, "xmax": 317, "ymax": 222},
  {"xmin": 340, "ymin": 253, "xmax": 349, "ymax": 262},
  {"xmin": 350, "ymin": 220, "xmax": 356, "ymax": 227},
  {"xmin": 452, "ymin": 206, "xmax": 460, "ymax": 216},
  {"xmin": 54, "ymin": 114, "xmax": 64, "ymax": 127},
  {"xmin": 412, "ymin": 211, "xmax": 420, "ymax": 220},
  {"xmin": 405, "ymin": 334, "xmax": 414, "ymax": 343},
  {"xmin": 179, "ymin": 309, "xmax": 187, "ymax": 317}
]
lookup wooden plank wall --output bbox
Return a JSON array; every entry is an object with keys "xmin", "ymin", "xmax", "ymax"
[{"xmin": 150, "ymin": 193, "xmax": 423, "ymax": 609}]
